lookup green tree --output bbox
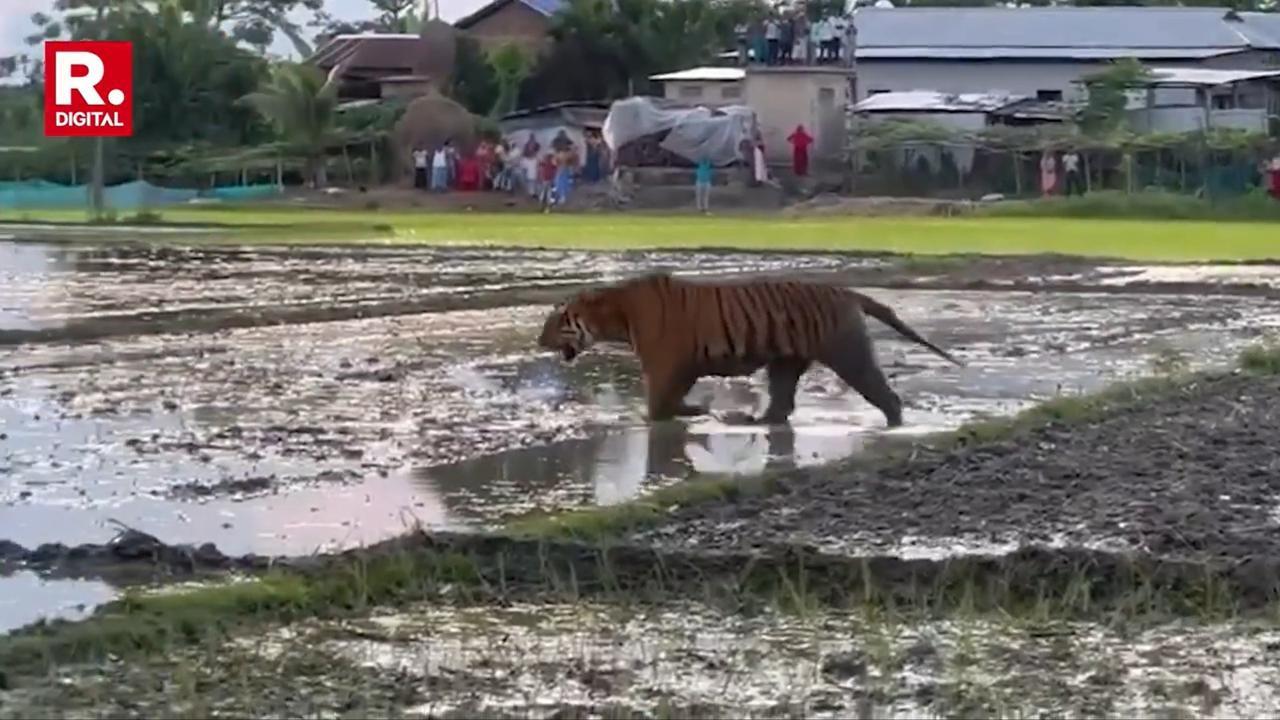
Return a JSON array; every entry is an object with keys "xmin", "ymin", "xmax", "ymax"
[
  {"xmin": 487, "ymin": 44, "xmax": 529, "ymax": 117},
  {"xmin": 521, "ymin": 0, "xmax": 761, "ymax": 106},
  {"xmin": 449, "ymin": 36, "xmax": 499, "ymax": 116},
  {"xmin": 239, "ymin": 62, "xmax": 340, "ymax": 187},
  {"xmin": 1079, "ymin": 58, "xmax": 1153, "ymax": 135},
  {"xmin": 110, "ymin": 4, "xmax": 270, "ymax": 146}
]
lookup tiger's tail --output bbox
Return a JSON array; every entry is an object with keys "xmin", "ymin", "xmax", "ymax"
[{"xmin": 851, "ymin": 291, "xmax": 965, "ymax": 367}]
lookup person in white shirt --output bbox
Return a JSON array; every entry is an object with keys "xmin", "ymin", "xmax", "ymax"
[
  {"xmin": 842, "ymin": 13, "xmax": 857, "ymax": 66},
  {"xmin": 1062, "ymin": 149, "xmax": 1083, "ymax": 196},
  {"xmin": 830, "ymin": 16, "xmax": 846, "ymax": 64},
  {"xmin": 815, "ymin": 18, "xmax": 833, "ymax": 63},
  {"xmin": 411, "ymin": 147, "xmax": 428, "ymax": 189},
  {"xmin": 431, "ymin": 145, "xmax": 449, "ymax": 192},
  {"xmin": 764, "ymin": 18, "xmax": 780, "ymax": 65}
]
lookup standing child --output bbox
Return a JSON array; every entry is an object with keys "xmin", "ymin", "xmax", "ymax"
[
  {"xmin": 538, "ymin": 152, "xmax": 557, "ymax": 210},
  {"xmin": 694, "ymin": 155, "xmax": 713, "ymax": 213},
  {"xmin": 554, "ymin": 144, "xmax": 575, "ymax": 207}
]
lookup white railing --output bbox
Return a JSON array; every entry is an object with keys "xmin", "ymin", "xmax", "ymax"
[{"xmin": 1128, "ymin": 106, "xmax": 1269, "ymax": 133}]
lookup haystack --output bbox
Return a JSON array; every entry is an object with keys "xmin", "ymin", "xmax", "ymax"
[
  {"xmin": 391, "ymin": 89, "xmax": 478, "ymax": 179},
  {"xmin": 418, "ymin": 19, "xmax": 457, "ymax": 81}
]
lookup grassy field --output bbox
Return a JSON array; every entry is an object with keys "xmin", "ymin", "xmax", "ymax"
[{"xmin": 3, "ymin": 205, "xmax": 1280, "ymax": 261}]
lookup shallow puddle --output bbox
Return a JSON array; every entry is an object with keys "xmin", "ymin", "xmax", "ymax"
[{"xmin": 0, "ymin": 571, "xmax": 117, "ymax": 631}]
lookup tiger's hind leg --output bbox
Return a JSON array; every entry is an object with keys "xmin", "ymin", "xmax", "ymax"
[
  {"xmin": 820, "ymin": 322, "xmax": 904, "ymax": 428},
  {"xmin": 755, "ymin": 359, "xmax": 810, "ymax": 425}
]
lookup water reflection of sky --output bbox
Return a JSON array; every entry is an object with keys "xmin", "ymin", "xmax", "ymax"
[
  {"xmin": 0, "ymin": 241, "xmax": 73, "ymax": 331},
  {"xmin": 0, "ymin": 571, "xmax": 117, "ymax": 633}
]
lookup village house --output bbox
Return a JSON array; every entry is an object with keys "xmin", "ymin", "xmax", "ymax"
[
  {"xmin": 453, "ymin": 0, "xmax": 566, "ymax": 56},
  {"xmin": 649, "ymin": 66, "xmax": 853, "ymax": 165},
  {"xmin": 1122, "ymin": 67, "xmax": 1280, "ymax": 134},
  {"xmin": 852, "ymin": 6, "xmax": 1280, "ymax": 104},
  {"xmin": 309, "ymin": 33, "xmax": 444, "ymax": 101},
  {"xmin": 652, "ymin": 6, "xmax": 1280, "ymax": 163}
]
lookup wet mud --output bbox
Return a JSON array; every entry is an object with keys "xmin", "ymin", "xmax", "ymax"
[
  {"xmin": 6, "ymin": 599, "xmax": 1280, "ymax": 719},
  {"xmin": 633, "ymin": 371, "xmax": 1280, "ymax": 565},
  {"xmin": 6, "ymin": 236, "xmax": 1280, "ymax": 632}
]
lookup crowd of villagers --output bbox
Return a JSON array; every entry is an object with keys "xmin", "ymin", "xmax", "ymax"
[{"xmin": 411, "ymin": 129, "xmax": 612, "ymax": 210}]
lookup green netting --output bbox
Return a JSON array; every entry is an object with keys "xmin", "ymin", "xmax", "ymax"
[{"xmin": 0, "ymin": 180, "xmax": 280, "ymax": 210}]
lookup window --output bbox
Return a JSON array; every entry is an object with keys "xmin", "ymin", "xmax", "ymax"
[
  {"xmin": 1036, "ymin": 89, "xmax": 1063, "ymax": 102},
  {"xmin": 1212, "ymin": 94, "xmax": 1236, "ymax": 110},
  {"xmin": 720, "ymin": 85, "xmax": 742, "ymax": 99},
  {"xmin": 678, "ymin": 85, "xmax": 703, "ymax": 99}
]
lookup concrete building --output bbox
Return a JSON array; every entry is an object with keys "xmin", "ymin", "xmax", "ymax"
[
  {"xmin": 850, "ymin": 90, "xmax": 1033, "ymax": 132},
  {"xmin": 453, "ymin": 0, "xmax": 566, "ymax": 56},
  {"xmin": 650, "ymin": 66, "xmax": 852, "ymax": 164},
  {"xmin": 1127, "ymin": 67, "xmax": 1280, "ymax": 133},
  {"xmin": 852, "ymin": 6, "xmax": 1280, "ymax": 103}
]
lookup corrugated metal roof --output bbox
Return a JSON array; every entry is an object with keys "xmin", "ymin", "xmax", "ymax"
[
  {"xmin": 857, "ymin": 47, "xmax": 1237, "ymax": 60},
  {"xmin": 521, "ymin": 0, "xmax": 566, "ymax": 18},
  {"xmin": 649, "ymin": 66, "xmax": 746, "ymax": 82},
  {"xmin": 853, "ymin": 90, "xmax": 1024, "ymax": 113},
  {"xmin": 455, "ymin": 0, "xmax": 566, "ymax": 29},
  {"xmin": 852, "ymin": 7, "xmax": 1280, "ymax": 60},
  {"xmin": 1143, "ymin": 66, "xmax": 1280, "ymax": 87}
]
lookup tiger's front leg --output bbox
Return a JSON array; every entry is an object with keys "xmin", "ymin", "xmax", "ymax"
[{"xmin": 643, "ymin": 365, "xmax": 704, "ymax": 422}]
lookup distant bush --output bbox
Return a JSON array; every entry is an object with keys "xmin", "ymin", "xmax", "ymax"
[
  {"xmin": 129, "ymin": 210, "xmax": 164, "ymax": 224},
  {"xmin": 979, "ymin": 189, "xmax": 1280, "ymax": 222}
]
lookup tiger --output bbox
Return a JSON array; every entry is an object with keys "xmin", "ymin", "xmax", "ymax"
[{"xmin": 537, "ymin": 271, "xmax": 963, "ymax": 427}]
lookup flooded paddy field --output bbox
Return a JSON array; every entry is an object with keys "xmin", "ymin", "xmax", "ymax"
[
  {"xmin": 6, "ymin": 599, "xmax": 1280, "ymax": 719},
  {"xmin": 5, "ymin": 234, "xmax": 1280, "ymax": 714}
]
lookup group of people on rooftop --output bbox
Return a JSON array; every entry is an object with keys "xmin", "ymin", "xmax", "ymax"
[{"xmin": 735, "ymin": 10, "xmax": 856, "ymax": 67}]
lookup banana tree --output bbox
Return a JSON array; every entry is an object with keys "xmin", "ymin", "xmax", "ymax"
[{"xmin": 240, "ymin": 61, "xmax": 342, "ymax": 187}]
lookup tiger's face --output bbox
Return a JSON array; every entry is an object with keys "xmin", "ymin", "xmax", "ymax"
[{"xmin": 538, "ymin": 302, "xmax": 595, "ymax": 364}]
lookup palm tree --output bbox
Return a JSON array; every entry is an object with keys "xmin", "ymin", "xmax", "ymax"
[{"xmin": 240, "ymin": 62, "xmax": 341, "ymax": 188}]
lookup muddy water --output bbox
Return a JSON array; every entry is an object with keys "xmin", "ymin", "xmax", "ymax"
[
  {"xmin": 5, "ymin": 238, "xmax": 1280, "ymax": 630},
  {"xmin": 8, "ymin": 599, "xmax": 1277, "ymax": 718}
]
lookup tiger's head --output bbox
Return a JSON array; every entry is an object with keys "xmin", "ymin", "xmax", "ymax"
[{"xmin": 538, "ymin": 287, "xmax": 630, "ymax": 364}]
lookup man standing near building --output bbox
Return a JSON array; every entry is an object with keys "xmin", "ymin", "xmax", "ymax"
[
  {"xmin": 1062, "ymin": 149, "xmax": 1083, "ymax": 196},
  {"xmin": 842, "ymin": 11, "xmax": 857, "ymax": 68},
  {"xmin": 694, "ymin": 154, "xmax": 713, "ymax": 213},
  {"xmin": 830, "ymin": 14, "xmax": 846, "ymax": 65},
  {"xmin": 812, "ymin": 16, "xmax": 830, "ymax": 63},
  {"xmin": 765, "ymin": 16, "xmax": 781, "ymax": 65},
  {"xmin": 412, "ymin": 146, "xmax": 428, "ymax": 189},
  {"xmin": 780, "ymin": 12, "xmax": 795, "ymax": 64}
]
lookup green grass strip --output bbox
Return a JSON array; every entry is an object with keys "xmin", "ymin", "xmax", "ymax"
[{"xmin": 4, "ymin": 207, "xmax": 1280, "ymax": 261}]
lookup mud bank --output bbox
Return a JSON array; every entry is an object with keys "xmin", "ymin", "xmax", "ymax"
[{"xmin": 632, "ymin": 371, "xmax": 1280, "ymax": 564}]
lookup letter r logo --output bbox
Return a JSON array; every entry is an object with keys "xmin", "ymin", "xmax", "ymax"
[
  {"xmin": 54, "ymin": 51, "xmax": 107, "ymax": 106},
  {"xmin": 43, "ymin": 41, "xmax": 133, "ymax": 138}
]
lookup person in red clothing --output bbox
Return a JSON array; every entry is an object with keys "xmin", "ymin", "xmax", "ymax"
[
  {"xmin": 457, "ymin": 153, "xmax": 481, "ymax": 191},
  {"xmin": 787, "ymin": 124, "xmax": 814, "ymax": 177},
  {"xmin": 537, "ymin": 152, "xmax": 557, "ymax": 210}
]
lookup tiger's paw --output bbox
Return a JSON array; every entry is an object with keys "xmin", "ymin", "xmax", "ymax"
[
  {"xmin": 675, "ymin": 402, "xmax": 709, "ymax": 417},
  {"xmin": 718, "ymin": 410, "xmax": 789, "ymax": 426}
]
